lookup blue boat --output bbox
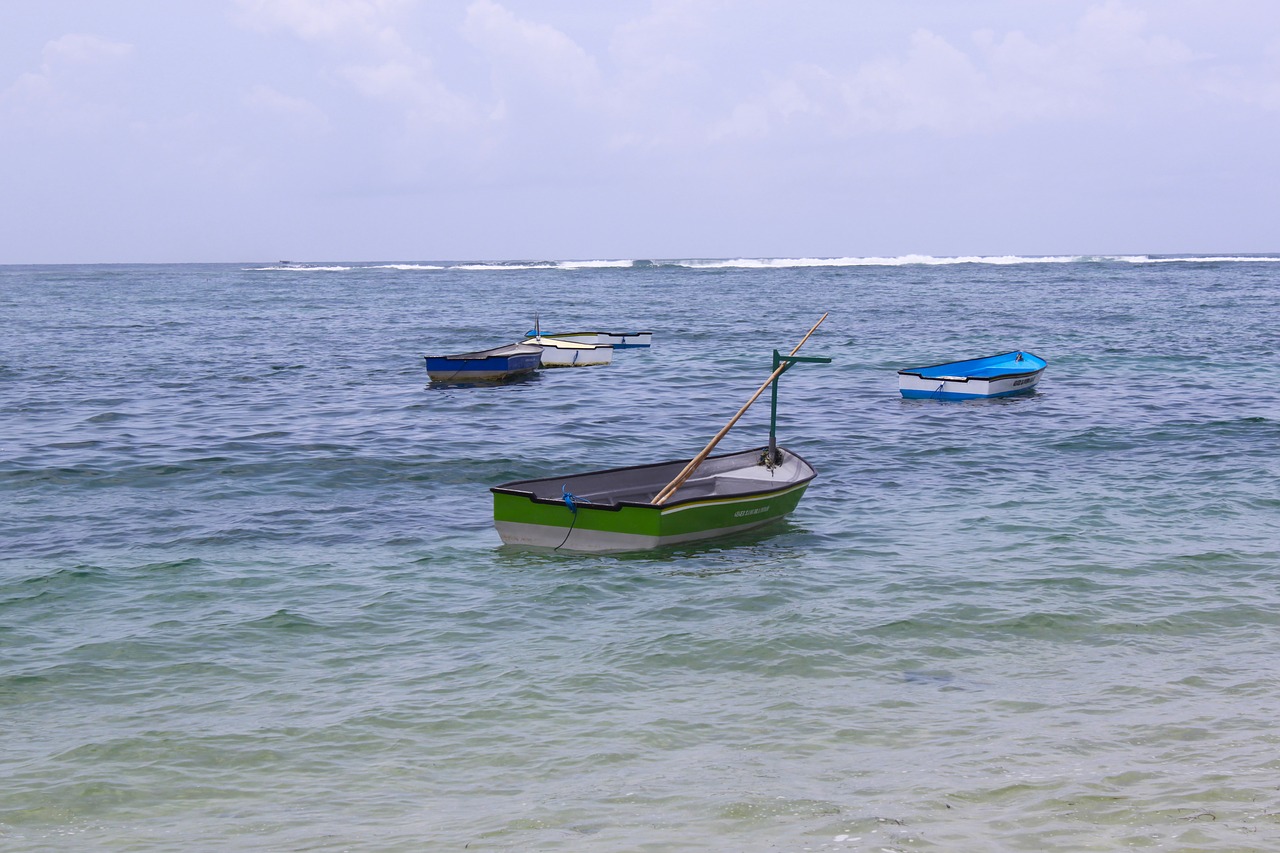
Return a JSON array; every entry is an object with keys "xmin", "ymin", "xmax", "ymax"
[
  {"xmin": 424, "ymin": 343, "xmax": 544, "ymax": 383},
  {"xmin": 898, "ymin": 350, "xmax": 1047, "ymax": 400}
]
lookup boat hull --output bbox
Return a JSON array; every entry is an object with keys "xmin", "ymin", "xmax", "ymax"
[
  {"xmin": 522, "ymin": 337, "xmax": 614, "ymax": 367},
  {"xmin": 424, "ymin": 343, "xmax": 543, "ymax": 382},
  {"xmin": 528, "ymin": 331, "xmax": 652, "ymax": 349},
  {"xmin": 492, "ymin": 447, "xmax": 815, "ymax": 552},
  {"xmin": 898, "ymin": 350, "xmax": 1047, "ymax": 400}
]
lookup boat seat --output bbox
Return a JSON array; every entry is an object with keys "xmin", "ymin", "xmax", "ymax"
[
  {"xmin": 603, "ymin": 474, "xmax": 788, "ymax": 503},
  {"xmin": 964, "ymin": 367, "xmax": 1018, "ymax": 378},
  {"xmin": 710, "ymin": 475, "xmax": 782, "ymax": 495},
  {"xmin": 668, "ymin": 479, "xmax": 718, "ymax": 500},
  {"xmin": 561, "ymin": 468, "xmax": 786, "ymax": 507},
  {"xmin": 577, "ymin": 488, "xmax": 654, "ymax": 506}
]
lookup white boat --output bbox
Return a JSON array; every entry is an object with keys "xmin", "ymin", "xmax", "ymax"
[
  {"xmin": 525, "ymin": 330, "xmax": 652, "ymax": 349},
  {"xmin": 898, "ymin": 351, "xmax": 1047, "ymax": 400},
  {"xmin": 521, "ymin": 335, "xmax": 613, "ymax": 367}
]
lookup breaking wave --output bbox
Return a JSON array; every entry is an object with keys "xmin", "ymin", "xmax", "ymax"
[
  {"xmin": 244, "ymin": 264, "xmax": 356, "ymax": 272},
  {"xmin": 672, "ymin": 254, "xmax": 1280, "ymax": 268},
  {"xmin": 243, "ymin": 254, "xmax": 1280, "ymax": 273}
]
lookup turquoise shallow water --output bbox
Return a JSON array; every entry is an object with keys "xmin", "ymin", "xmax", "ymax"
[{"xmin": 3, "ymin": 256, "xmax": 1280, "ymax": 851}]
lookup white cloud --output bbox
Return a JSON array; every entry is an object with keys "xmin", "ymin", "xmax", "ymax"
[
  {"xmin": 245, "ymin": 84, "xmax": 331, "ymax": 131},
  {"xmin": 232, "ymin": 0, "xmax": 411, "ymax": 50},
  {"xmin": 844, "ymin": 29, "xmax": 992, "ymax": 133},
  {"xmin": 610, "ymin": 0, "xmax": 723, "ymax": 83},
  {"xmin": 463, "ymin": 0, "xmax": 603, "ymax": 107},
  {"xmin": 606, "ymin": 0, "xmax": 748, "ymax": 148},
  {"xmin": 234, "ymin": 0, "xmax": 478, "ymax": 135},
  {"xmin": 704, "ymin": 1, "xmax": 1201, "ymax": 142},
  {"xmin": 1072, "ymin": 1, "xmax": 1196, "ymax": 69},
  {"xmin": 1200, "ymin": 36, "xmax": 1280, "ymax": 111},
  {"xmin": 340, "ymin": 57, "xmax": 478, "ymax": 131},
  {"xmin": 43, "ymin": 32, "xmax": 134, "ymax": 66},
  {"xmin": 1, "ymin": 33, "xmax": 134, "ymax": 130}
]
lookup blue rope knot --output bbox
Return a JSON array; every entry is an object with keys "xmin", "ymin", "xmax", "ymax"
[{"xmin": 561, "ymin": 485, "xmax": 580, "ymax": 514}]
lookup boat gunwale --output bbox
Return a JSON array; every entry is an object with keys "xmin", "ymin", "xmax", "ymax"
[
  {"xmin": 898, "ymin": 366, "xmax": 1046, "ymax": 384},
  {"xmin": 490, "ymin": 446, "xmax": 816, "ymax": 513},
  {"xmin": 425, "ymin": 343, "xmax": 544, "ymax": 362},
  {"xmin": 526, "ymin": 330, "xmax": 653, "ymax": 338},
  {"xmin": 521, "ymin": 338, "xmax": 615, "ymax": 352}
]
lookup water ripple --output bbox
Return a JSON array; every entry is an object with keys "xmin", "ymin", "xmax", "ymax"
[{"xmin": 2, "ymin": 261, "xmax": 1280, "ymax": 850}]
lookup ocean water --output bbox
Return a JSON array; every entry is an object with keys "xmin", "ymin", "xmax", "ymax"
[{"xmin": 2, "ymin": 255, "xmax": 1279, "ymax": 851}]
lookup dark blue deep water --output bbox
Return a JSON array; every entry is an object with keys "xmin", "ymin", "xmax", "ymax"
[{"xmin": 3, "ymin": 256, "xmax": 1279, "ymax": 851}]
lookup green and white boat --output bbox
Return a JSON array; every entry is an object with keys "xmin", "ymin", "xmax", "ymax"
[
  {"xmin": 491, "ymin": 314, "xmax": 831, "ymax": 553},
  {"xmin": 491, "ymin": 446, "xmax": 816, "ymax": 552}
]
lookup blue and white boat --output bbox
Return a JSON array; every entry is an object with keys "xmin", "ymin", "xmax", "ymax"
[
  {"xmin": 525, "ymin": 330, "xmax": 653, "ymax": 349},
  {"xmin": 424, "ymin": 343, "xmax": 544, "ymax": 383},
  {"xmin": 898, "ymin": 350, "xmax": 1047, "ymax": 400}
]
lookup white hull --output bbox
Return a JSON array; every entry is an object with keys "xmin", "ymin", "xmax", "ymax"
[
  {"xmin": 522, "ymin": 337, "xmax": 613, "ymax": 367},
  {"xmin": 897, "ymin": 370, "xmax": 1042, "ymax": 399}
]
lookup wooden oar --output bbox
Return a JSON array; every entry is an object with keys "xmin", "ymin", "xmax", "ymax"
[{"xmin": 651, "ymin": 313, "xmax": 828, "ymax": 505}]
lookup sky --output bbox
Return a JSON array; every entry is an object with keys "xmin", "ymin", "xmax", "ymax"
[{"xmin": 2, "ymin": 0, "xmax": 1278, "ymax": 263}]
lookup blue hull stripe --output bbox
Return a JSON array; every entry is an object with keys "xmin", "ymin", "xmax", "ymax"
[
  {"xmin": 900, "ymin": 387, "xmax": 1037, "ymax": 400},
  {"xmin": 425, "ymin": 355, "xmax": 541, "ymax": 372}
]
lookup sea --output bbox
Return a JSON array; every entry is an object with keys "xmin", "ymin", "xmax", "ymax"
[{"xmin": 2, "ymin": 255, "xmax": 1279, "ymax": 852}]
